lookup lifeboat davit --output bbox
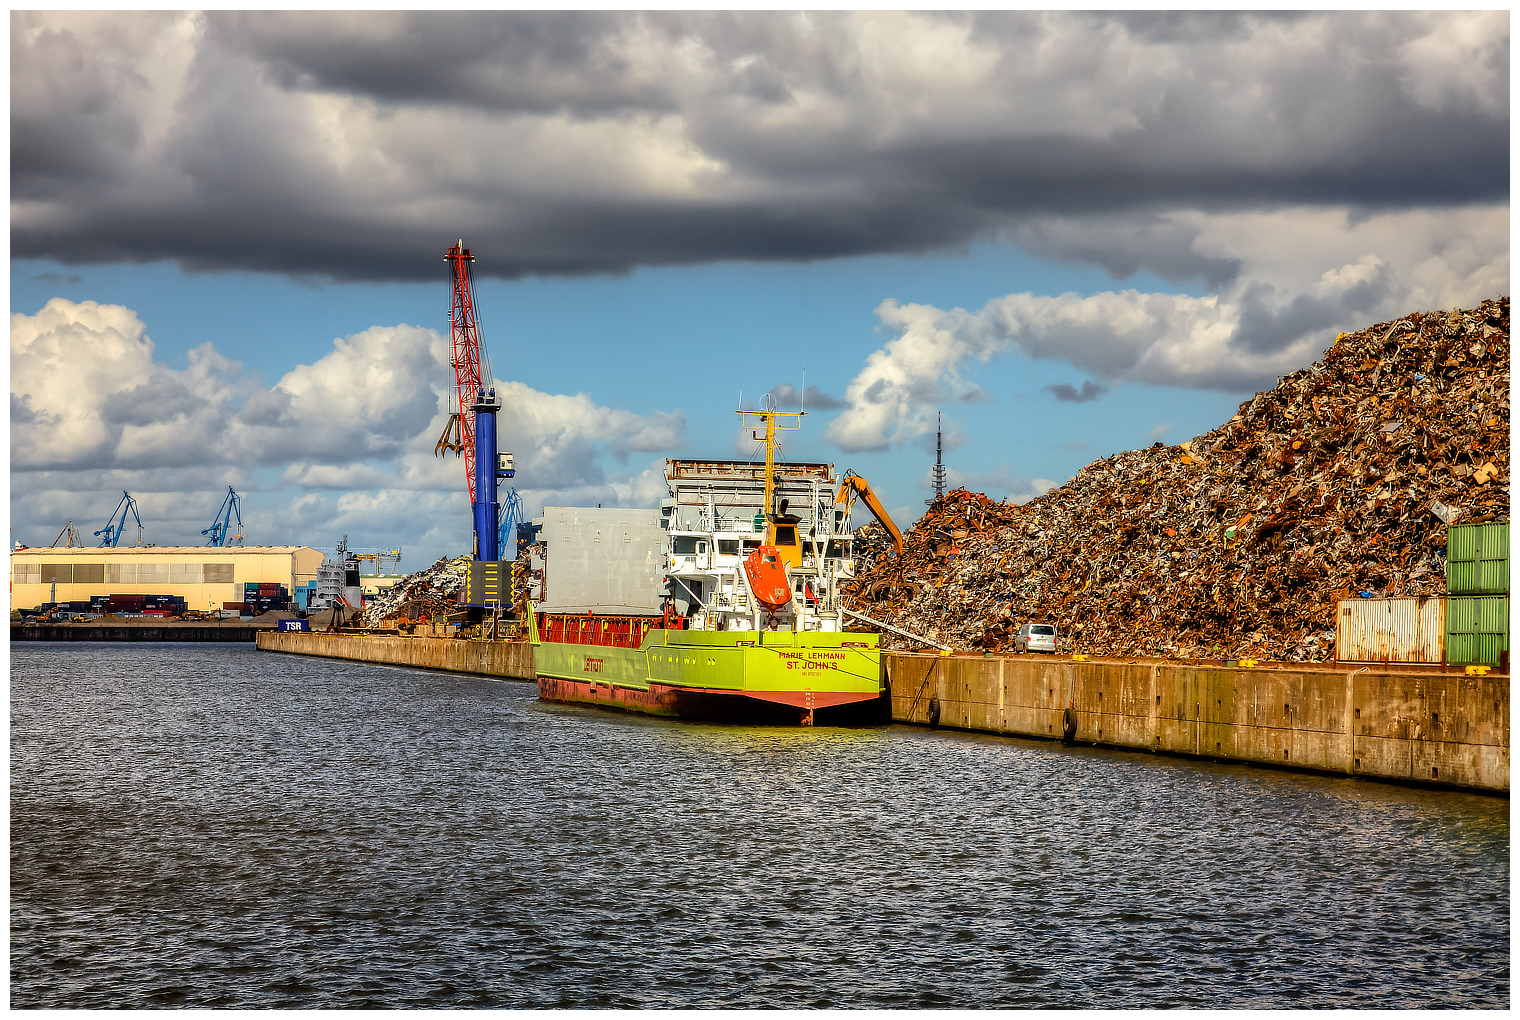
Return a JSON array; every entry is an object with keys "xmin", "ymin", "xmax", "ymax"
[{"xmin": 744, "ymin": 546, "xmax": 792, "ymax": 612}]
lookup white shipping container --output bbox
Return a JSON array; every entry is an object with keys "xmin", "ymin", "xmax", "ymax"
[{"xmin": 1335, "ymin": 596, "xmax": 1446, "ymax": 663}]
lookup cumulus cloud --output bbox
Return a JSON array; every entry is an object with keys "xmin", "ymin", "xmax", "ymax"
[
  {"xmin": 9, "ymin": 298, "xmax": 687, "ymax": 553},
  {"xmin": 826, "ymin": 204, "xmax": 1508, "ymax": 450},
  {"xmin": 10, "ymin": 11, "xmax": 1507, "ymax": 281}
]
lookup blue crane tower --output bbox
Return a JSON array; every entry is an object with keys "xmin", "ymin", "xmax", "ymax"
[
  {"xmin": 202, "ymin": 487, "xmax": 244, "ymax": 546},
  {"xmin": 94, "ymin": 491, "xmax": 143, "ymax": 547}
]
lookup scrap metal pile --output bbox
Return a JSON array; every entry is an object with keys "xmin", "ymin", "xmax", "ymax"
[
  {"xmin": 359, "ymin": 554, "xmax": 471, "ymax": 628},
  {"xmin": 845, "ymin": 298, "xmax": 1510, "ymax": 661}
]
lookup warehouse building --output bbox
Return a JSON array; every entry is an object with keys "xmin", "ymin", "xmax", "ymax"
[{"xmin": 9, "ymin": 546, "xmax": 323, "ymax": 613}]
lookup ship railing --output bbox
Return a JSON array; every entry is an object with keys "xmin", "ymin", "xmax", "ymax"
[
  {"xmin": 708, "ymin": 514, "xmax": 819, "ymax": 534},
  {"xmin": 712, "ymin": 590, "xmax": 750, "ymax": 609}
]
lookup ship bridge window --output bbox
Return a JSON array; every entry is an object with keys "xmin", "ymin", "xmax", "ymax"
[
  {"xmin": 743, "ymin": 541, "xmax": 761, "ymax": 553},
  {"xmin": 673, "ymin": 537, "xmax": 700, "ymax": 554},
  {"xmin": 775, "ymin": 526, "xmax": 798, "ymax": 546},
  {"xmin": 718, "ymin": 540, "xmax": 739, "ymax": 555}
]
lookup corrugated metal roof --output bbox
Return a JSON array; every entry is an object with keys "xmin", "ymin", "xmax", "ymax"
[{"xmin": 10, "ymin": 546, "xmax": 320, "ymax": 557}]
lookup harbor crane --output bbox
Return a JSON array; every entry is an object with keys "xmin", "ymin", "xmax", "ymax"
[
  {"xmin": 500, "ymin": 489, "xmax": 524, "ymax": 561},
  {"xmin": 835, "ymin": 471, "xmax": 904, "ymax": 556},
  {"xmin": 51, "ymin": 521, "xmax": 83, "ymax": 547},
  {"xmin": 94, "ymin": 491, "xmax": 144, "ymax": 547},
  {"xmin": 353, "ymin": 549, "xmax": 403, "ymax": 575},
  {"xmin": 434, "ymin": 240, "xmax": 516, "ymax": 561},
  {"xmin": 202, "ymin": 486, "xmax": 244, "ymax": 546}
]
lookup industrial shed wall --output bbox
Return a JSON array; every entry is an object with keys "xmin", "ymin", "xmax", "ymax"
[{"xmin": 9, "ymin": 546, "xmax": 323, "ymax": 612}]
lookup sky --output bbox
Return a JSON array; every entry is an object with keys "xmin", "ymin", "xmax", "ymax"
[{"xmin": 9, "ymin": 10, "xmax": 1510, "ymax": 569}]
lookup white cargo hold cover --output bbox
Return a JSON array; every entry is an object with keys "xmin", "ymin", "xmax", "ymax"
[{"xmin": 538, "ymin": 507, "xmax": 664, "ymax": 615}]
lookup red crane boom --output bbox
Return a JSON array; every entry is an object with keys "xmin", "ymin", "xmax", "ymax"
[{"xmin": 435, "ymin": 241, "xmax": 487, "ymax": 501}]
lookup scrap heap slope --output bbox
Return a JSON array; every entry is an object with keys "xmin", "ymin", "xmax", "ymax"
[
  {"xmin": 360, "ymin": 555, "xmax": 471, "ymax": 627},
  {"xmin": 845, "ymin": 298, "xmax": 1510, "ymax": 661}
]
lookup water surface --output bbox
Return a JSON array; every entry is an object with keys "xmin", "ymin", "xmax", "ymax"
[{"xmin": 11, "ymin": 643, "xmax": 1509, "ymax": 1008}]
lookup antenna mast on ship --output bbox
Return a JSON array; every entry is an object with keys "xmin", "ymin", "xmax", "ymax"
[{"xmin": 737, "ymin": 395, "xmax": 806, "ymax": 519}]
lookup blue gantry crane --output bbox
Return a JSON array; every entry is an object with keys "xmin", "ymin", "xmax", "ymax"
[
  {"xmin": 95, "ymin": 491, "xmax": 143, "ymax": 547},
  {"xmin": 498, "ymin": 488, "xmax": 524, "ymax": 560},
  {"xmin": 202, "ymin": 487, "xmax": 244, "ymax": 547}
]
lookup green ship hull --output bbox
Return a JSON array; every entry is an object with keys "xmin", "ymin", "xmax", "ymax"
[{"xmin": 533, "ymin": 626, "xmax": 885, "ymax": 725}]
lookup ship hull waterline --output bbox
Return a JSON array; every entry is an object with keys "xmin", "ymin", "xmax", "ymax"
[{"xmin": 533, "ymin": 629, "xmax": 887, "ymax": 726}]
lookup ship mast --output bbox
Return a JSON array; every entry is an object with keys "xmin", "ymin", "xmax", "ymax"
[{"xmin": 736, "ymin": 399, "xmax": 805, "ymax": 519}]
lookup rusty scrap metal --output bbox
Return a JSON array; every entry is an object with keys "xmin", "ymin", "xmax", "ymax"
[
  {"xmin": 360, "ymin": 554, "xmax": 471, "ymax": 628},
  {"xmin": 846, "ymin": 298, "xmax": 1510, "ymax": 662}
]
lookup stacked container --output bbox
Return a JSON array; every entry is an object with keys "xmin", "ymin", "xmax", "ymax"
[
  {"xmin": 1445, "ymin": 522, "xmax": 1509, "ymax": 668},
  {"xmin": 239, "ymin": 582, "xmax": 292, "ymax": 614},
  {"xmin": 97, "ymin": 593, "xmax": 187, "ymax": 616}
]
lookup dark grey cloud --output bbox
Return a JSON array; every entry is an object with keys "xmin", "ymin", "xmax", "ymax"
[
  {"xmin": 101, "ymin": 374, "xmax": 207, "ymax": 426},
  {"xmin": 10, "ymin": 12, "xmax": 1508, "ymax": 283},
  {"xmin": 1044, "ymin": 381, "xmax": 1106, "ymax": 403},
  {"xmin": 1232, "ymin": 270, "xmax": 1393, "ymax": 355},
  {"xmin": 12, "ymin": 393, "xmax": 41, "ymax": 425},
  {"xmin": 766, "ymin": 383, "xmax": 846, "ymax": 411}
]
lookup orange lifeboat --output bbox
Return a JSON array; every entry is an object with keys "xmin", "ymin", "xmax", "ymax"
[{"xmin": 744, "ymin": 546, "xmax": 792, "ymax": 612}]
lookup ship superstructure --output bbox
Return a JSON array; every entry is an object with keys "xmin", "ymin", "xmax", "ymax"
[
  {"xmin": 662, "ymin": 458, "xmax": 858, "ymax": 633},
  {"xmin": 530, "ymin": 404, "xmax": 890, "ymax": 725}
]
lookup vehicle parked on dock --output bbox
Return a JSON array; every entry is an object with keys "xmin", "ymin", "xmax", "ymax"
[{"xmin": 1015, "ymin": 623, "xmax": 1057, "ymax": 653}]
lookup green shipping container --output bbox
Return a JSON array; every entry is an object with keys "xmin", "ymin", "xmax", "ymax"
[
  {"xmin": 1444, "ymin": 595, "xmax": 1509, "ymax": 668},
  {"xmin": 1446, "ymin": 522, "xmax": 1509, "ymax": 595}
]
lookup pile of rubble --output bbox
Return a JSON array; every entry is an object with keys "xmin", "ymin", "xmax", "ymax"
[
  {"xmin": 845, "ymin": 298, "xmax": 1510, "ymax": 661},
  {"xmin": 359, "ymin": 555, "xmax": 471, "ymax": 628}
]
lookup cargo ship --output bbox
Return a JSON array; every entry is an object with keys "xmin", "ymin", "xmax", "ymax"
[{"xmin": 529, "ymin": 404, "xmax": 892, "ymax": 725}]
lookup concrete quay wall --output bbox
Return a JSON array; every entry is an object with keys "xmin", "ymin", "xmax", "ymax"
[
  {"xmin": 257, "ymin": 630, "xmax": 536, "ymax": 680},
  {"xmin": 885, "ymin": 653, "xmax": 1509, "ymax": 793},
  {"xmin": 254, "ymin": 632, "xmax": 1506, "ymax": 793},
  {"xmin": 14, "ymin": 623, "xmax": 266, "ymax": 642}
]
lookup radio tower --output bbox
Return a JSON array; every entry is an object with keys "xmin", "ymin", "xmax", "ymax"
[{"xmin": 930, "ymin": 411, "xmax": 947, "ymax": 502}]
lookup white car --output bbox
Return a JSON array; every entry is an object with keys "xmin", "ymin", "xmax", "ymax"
[{"xmin": 1014, "ymin": 623, "xmax": 1057, "ymax": 654}]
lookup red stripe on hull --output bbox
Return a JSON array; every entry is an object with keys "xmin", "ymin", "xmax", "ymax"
[{"xmin": 538, "ymin": 676, "xmax": 884, "ymax": 726}]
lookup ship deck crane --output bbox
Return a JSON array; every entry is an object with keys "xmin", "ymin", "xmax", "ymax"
[
  {"xmin": 202, "ymin": 487, "xmax": 244, "ymax": 546},
  {"xmin": 835, "ymin": 471, "xmax": 903, "ymax": 556},
  {"xmin": 94, "ymin": 491, "xmax": 143, "ymax": 547},
  {"xmin": 435, "ymin": 240, "xmax": 516, "ymax": 561}
]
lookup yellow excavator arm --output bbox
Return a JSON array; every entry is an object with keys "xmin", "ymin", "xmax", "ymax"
[{"xmin": 835, "ymin": 471, "xmax": 903, "ymax": 556}]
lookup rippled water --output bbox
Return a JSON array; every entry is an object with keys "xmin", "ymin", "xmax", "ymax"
[{"xmin": 11, "ymin": 643, "xmax": 1509, "ymax": 1008}]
